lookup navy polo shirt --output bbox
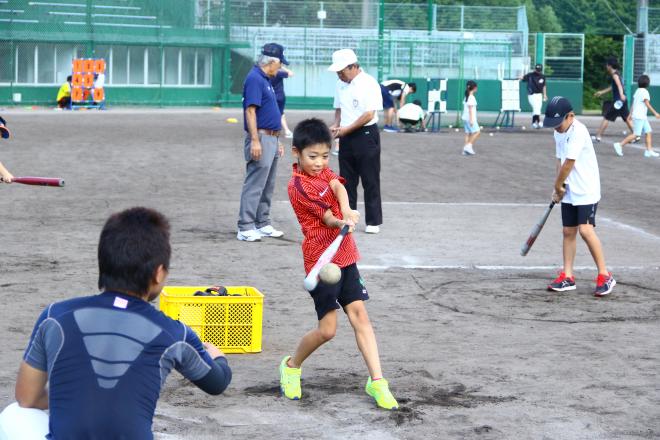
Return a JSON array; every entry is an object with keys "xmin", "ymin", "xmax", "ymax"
[{"xmin": 243, "ymin": 65, "xmax": 282, "ymax": 132}]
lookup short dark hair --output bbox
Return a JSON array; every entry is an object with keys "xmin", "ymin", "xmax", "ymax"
[
  {"xmin": 606, "ymin": 57, "xmax": 620, "ymax": 70},
  {"xmin": 638, "ymin": 74, "xmax": 650, "ymax": 88},
  {"xmin": 413, "ymin": 99, "xmax": 422, "ymax": 106},
  {"xmin": 98, "ymin": 207, "xmax": 171, "ymax": 295},
  {"xmin": 408, "ymin": 82, "xmax": 417, "ymax": 93},
  {"xmin": 292, "ymin": 118, "xmax": 332, "ymax": 151},
  {"xmin": 66, "ymin": 75, "xmax": 72, "ymax": 82}
]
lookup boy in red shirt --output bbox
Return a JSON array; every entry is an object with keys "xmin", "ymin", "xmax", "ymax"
[{"xmin": 280, "ymin": 118, "xmax": 398, "ymax": 410}]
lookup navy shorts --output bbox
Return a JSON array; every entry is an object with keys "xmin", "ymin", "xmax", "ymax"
[
  {"xmin": 602, "ymin": 100, "xmax": 630, "ymax": 122},
  {"xmin": 277, "ymin": 98, "xmax": 285, "ymax": 115},
  {"xmin": 561, "ymin": 202, "xmax": 598, "ymax": 227},
  {"xmin": 380, "ymin": 85, "xmax": 395, "ymax": 109},
  {"xmin": 309, "ymin": 263, "xmax": 369, "ymax": 320}
]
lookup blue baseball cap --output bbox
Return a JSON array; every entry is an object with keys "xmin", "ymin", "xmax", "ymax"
[
  {"xmin": 262, "ymin": 43, "xmax": 289, "ymax": 65},
  {"xmin": 544, "ymin": 96, "xmax": 573, "ymax": 128}
]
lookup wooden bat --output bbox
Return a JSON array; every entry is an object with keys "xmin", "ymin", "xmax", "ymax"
[
  {"xmin": 10, "ymin": 177, "xmax": 65, "ymax": 187},
  {"xmin": 303, "ymin": 224, "xmax": 350, "ymax": 291},
  {"xmin": 520, "ymin": 201, "xmax": 555, "ymax": 256}
]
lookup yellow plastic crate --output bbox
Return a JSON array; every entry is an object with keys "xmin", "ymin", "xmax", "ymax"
[{"xmin": 159, "ymin": 286, "xmax": 263, "ymax": 353}]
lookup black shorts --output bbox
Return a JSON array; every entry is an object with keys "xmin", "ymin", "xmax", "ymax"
[
  {"xmin": 400, "ymin": 118, "xmax": 420, "ymax": 126},
  {"xmin": 380, "ymin": 85, "xmax": 395, "ymax": 109},
  {"xmin": 602, "ymin": 100, "xmax": 630, "ymax": 122},
  {"xmin": 309, "ymin": 263, "xmax": 369, "ymax": 320},
  {"xmin": 561, "ymin": 202, "xmax": 598, "ymax": 227}
]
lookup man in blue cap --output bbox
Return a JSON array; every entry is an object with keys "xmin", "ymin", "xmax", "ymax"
[
  {"xmin": 237, "ymin": 43, "xmax": 289, "ymax": 242},
  {"xmin": 543, "ymin": 96, "xmax": 616, "ymax": 297}
]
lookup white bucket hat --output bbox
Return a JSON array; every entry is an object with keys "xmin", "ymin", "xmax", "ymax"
[{"xmin": 328, "ymin": 49, "xmax": 358, "ymax": 72}]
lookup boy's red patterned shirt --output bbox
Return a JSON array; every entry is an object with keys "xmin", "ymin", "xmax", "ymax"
[{"xmin": 288, "ymin": 163, "xmax": 360, "ymax": 274}]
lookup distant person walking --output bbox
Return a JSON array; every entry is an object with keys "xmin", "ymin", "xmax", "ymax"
[
  {"xmin": 461, "ymin": 80, "xmax": 480, "ymax": 156},
  {"xmin": 592, "ymin": 57, "xmax": 634, "ymax": 142},
  {"xmin": 271, "ymin": 65, "xmax": 295, "ymax": 138},
  {"xmin": 613, "ymin": 74, "xmax": 660, "ymax": 157},
  {"xmin": 328, "ymin": 49, "xmax": 384, "ymax": 234},
  {"xmin": 519, "ymin": 63, "xmax": 548, "ymax": 129},
  {"xmin": 237, "ymin": 43, "xmax": 288, "ymax": 242}
]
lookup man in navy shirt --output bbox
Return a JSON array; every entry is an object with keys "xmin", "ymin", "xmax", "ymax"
[
  {"xmin": 10, "ymin": 207, "xmax": 231, "ymax": 440},
  {"xmin": 271, "ymin": 66, "xmax": 295, "ymax": 138},
  {"xmin": 237, "ymin": 43, "xmax": 288, "ymax": 242}
]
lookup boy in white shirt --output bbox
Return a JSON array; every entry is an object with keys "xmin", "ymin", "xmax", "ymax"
[
  {"xmin": 543, "ymin": 97, "xmax": 616, "ymax": 297},
  {"xmin": 613, "ymin": 74, "xmax": 660, "ymax": 157}
]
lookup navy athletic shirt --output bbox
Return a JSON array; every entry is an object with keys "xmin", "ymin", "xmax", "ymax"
[{"xmin": 23, "ymin": 291, "xmax": 232, "ymax": 440}]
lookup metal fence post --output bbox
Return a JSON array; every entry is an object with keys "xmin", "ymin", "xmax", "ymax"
[
  {"xmin": 535, "ymin": 33, "xmax": 545, "ymax": 66},
  {"xmin": 377, "ymin": 0, "xmax": 384, "ymax": 82},
  {"xmin": 623, "ymin": 34, "xmax": 635, "ymax": 100}
]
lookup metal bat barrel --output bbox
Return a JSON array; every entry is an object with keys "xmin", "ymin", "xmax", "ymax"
[{"xmin": 13, "ymin": 177, "xmax": 65, "ymax": 187}]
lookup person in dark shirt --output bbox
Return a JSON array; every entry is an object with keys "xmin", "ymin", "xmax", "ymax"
[
  {"xmin": 5, "ymin": 207, "xmax": 231, "ymax": 440},
  {"xmin": 271, "ymin": 66, "xmax": 295, "ymax": 138},
  {"xmin": 519, "ymin": 64, "xmax": 548, "ymax": 129},
  {"xmin": 592, "ymin": 57, "xmax": 635, "ymax": 142}
]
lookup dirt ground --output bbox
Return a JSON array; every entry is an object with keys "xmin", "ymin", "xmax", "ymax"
[{"xmin": 0, "ymin": 108, "xmax": 658, "ymax": 439}]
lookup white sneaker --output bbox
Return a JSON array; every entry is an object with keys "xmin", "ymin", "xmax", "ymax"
[
  {"xmin": 538, "ymin": 121, "xmax": 544, "ymax": 128},
  {"xmin": 591, "ymin": 135, "xmax": 601, "ymax": 143},
  {"xmin": 462, "ymin": 144, "xmax": 475, "ymax": 156},
  {"xmin": 257, "ymin": 225, "xmax": 284, "ymax": 238},
  {"xmin": 532, "ymin": 122, "xmax": 539, "ymax": 129},
  {"xmin": 613, "ymin": 142, "xmax": 624, "ymax": 157},
  {"xmin": 644, "ymin": 149, "xmax": 660, "ymax": 158},
  {"xmin": 285, "ymin": 130, "xmax": 293, "ymax": 139},
  {"xmin": 365, "ymin": 225, "xmax": 380, "ymax": 234},
  {"xmin": 237, "ymin": 229, "xmax": 262, "ymax": 242}
]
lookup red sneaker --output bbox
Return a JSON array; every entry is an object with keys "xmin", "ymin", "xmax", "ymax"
[
  {"xmin": 594, "ymin": 272, "xmax": 616, "ymax": 297},
  {"xmin": 547, "ymin": 272, "xmax": 576, "ymax": 292}
]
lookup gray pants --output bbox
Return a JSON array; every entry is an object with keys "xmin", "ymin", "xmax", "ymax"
[{"xmin": 237, "ymin": 133, "xmax": 280, "ymax": 231}]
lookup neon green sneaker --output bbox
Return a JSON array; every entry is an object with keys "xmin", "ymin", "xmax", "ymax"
[
  {"xmin": 365, "ymin": 377, "xmax": 399, "ymax": 410},
  {"xmin": 279, "ymin": 356, "xmax": 301, "ymax": 400}
]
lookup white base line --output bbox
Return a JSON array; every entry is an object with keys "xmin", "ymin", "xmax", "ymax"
[{"xmin": 359, "ymin": 264, "xmax": 656, "ymax": 271}]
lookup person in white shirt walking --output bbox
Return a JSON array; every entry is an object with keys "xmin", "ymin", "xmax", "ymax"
[
  {"xmin": 543, "ymin": 96, "xmax": 616, "ymax": 298},
  {"xmin": 613, "ymin": 74, "xmax": 660, "ymax": 158},
  {"xmin": 461, "ymin": 80, "xmax": 480, "ymax": 156},
  {"xmin": 328, "ymin": 49, "xmax": 384, "ymax": 234}
]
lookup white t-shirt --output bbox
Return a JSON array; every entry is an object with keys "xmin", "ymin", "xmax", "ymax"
[
  {"xmin": 554, "ymin": 119, "xmax": 600, "ymax": 205},
  {"xmin": 631, "ymin": 88, "xmax": 650, "ymax": 120},
  {"xmin": 462, "ymin": 95, "xmax": 477, "ymax": 123},
  {"xmin": 398, "ymin": 103, "xmax": 424, "ymax": 121},
  {"xmin": 381, "ymin": 79, "xmax": 408, "ymax": 98},
  {"xmin": 334, "ymin": 70, "xmax": 382, "ymax": 127}
]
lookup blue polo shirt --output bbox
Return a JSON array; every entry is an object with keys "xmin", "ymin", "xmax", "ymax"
[
  {"xmin": 23, "ymin": 291, "xmax": 232, "ymax": 440},
  {"xmin": 243, "ymin": 65, "xmax": 281, "ymax": 132}
]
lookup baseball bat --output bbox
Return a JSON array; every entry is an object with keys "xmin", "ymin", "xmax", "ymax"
[
  {"xmin": 520, "ymin": 201, "xmax": 555, "ymax": 256},
  {"xmin": 11, "ymin": 177, "xmax": 65, "ymax": 187},
  {"xmin": 303, "ymin": 224, "xmax": 350, "ymax": 291}
]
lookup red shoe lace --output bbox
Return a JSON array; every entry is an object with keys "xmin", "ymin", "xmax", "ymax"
[
  {"xmin": 595, "ymin": 272, "xmax": 610, "ymax": 287},
  {"xmin": 552, "ymin": 271, "xmax": 572, "ymax": 283}
]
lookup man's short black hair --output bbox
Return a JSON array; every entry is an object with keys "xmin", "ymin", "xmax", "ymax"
[
  {"xmin": 638, "ymin": 74, "xmax": 651, "ymax": 88},
  {"xmin": 606, "ymin": 57, "xmax": 620, "ymax": 70},
  {"xmin": 413, "ymin": 99, "xmax": 422, "ymax": 106},
  {"xmin": 98, "ymin": 207, "xmax": 171, "ymax": 295},
  {"xmin": 408, "ymin": 82, "xmax": 417, "ymax": 92},
  {"xmin": 292, "ymin": 118, "xmax": 332, "ymax": 151}
]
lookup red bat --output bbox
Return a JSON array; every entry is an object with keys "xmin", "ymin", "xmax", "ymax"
[{"xmin": 10, "ymin": 177, "xmax": 65, "ymax": 187}]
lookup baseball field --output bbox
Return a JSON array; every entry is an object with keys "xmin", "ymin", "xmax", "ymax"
[{"xmin": 0, "ymin": 109, "xmax": 658, "ymax": 439}]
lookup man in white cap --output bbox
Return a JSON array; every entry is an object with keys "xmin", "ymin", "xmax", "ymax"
[{"xmin": 328, "ymin": 49, "xmax": 384, "ymax": 234}]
